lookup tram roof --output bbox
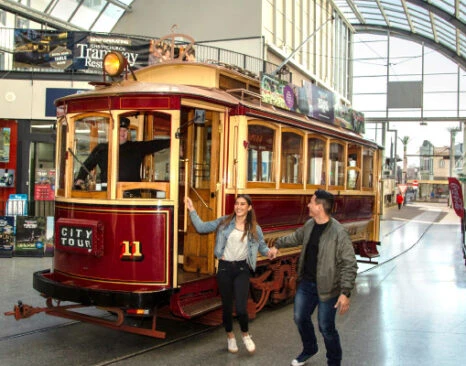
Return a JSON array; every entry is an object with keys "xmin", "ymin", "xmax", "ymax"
[
  {"xmin": 55, "ymin": 61, "xmax": 381, "ymax": 149},
  {"xmin": 54, "ymin": 80, "xmax": 240, "ymax": 106}
]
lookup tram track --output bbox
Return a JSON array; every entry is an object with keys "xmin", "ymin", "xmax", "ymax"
[
  {"xmin": 91, "ymin": 325, "xmax": 216, "ymax": 366},
  {"xmin": 0, "ymin": 320, "xmax": 79, "ymax": 342},
  {"xmin": 359, "ymin": 208, "xmax": 443, "ymax": 275},
  {"xmin": 2, "ymin": 307, "xmax": 217, "ymax": 366}
]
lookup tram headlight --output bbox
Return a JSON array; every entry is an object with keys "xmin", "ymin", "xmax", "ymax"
[{"xmin": 103, "ymin": 52, "xmax": 127, "ymax": 77}]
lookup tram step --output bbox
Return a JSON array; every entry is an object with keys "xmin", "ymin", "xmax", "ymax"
[{"xmin": 181, "ymin": 297, "xmax": 223, "ymax": 318}]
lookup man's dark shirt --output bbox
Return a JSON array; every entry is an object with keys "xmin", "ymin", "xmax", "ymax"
[
  {"xmin": 302, "ymin": 221, "xmax": 328, "ymax": 282},
  {"xmin": 76, "ymin": 139, "xmax": 170, "ymax": 183}
]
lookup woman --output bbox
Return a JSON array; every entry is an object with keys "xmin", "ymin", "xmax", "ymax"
[{"xmin": 185, "ymin": 194, "xmax": 272, "ymax": 354}]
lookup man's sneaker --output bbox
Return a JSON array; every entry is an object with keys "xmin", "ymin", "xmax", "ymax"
[
  {"xmin": 291, "ymin": 352, "xmax": 312, "ymax": 366},
  {"xmin": 227, "ymin": 336, "xmax": 238, "ymax": 353},
  {"xmin": 242, "ymin": 334, "xmax": 256, "ymax": 353}
]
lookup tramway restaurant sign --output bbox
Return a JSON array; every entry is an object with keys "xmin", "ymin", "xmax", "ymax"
[
  {"xmin": 13, "ymin": 29, "xmax": 149, "ymax": 71},
  {"xmin": 260, "ymin": 73, "xmax": 364, "ymax": 134}
]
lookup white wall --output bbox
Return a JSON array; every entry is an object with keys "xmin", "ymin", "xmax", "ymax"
[{"xmin": 0, "ymin": 79, "xmax": 91, "ymax": 120}]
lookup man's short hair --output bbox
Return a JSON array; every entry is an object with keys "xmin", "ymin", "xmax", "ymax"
[
  {"xmin": 120, "ymin": 117, "xmax": 130, "ymax": 129},
  {"xmin": 314, "ymin": 189, "xmax": 334, "ymax": 215}
]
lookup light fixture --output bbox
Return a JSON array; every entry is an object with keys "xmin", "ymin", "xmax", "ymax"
[{"xmin": 103, "ymin": 52, "xmax": 127, "ymax": 77}]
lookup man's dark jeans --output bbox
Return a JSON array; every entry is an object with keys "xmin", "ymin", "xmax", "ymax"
[{"xmin": 294, "ymin": 280, "xmax": 342, "ymax": 366}]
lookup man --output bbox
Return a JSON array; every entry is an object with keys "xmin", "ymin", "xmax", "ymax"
[
  {"xmin": 74, "ymin": 116, "xmax": 170, "ymax": 188},
  {"xmin": 268, "ymin": 189, "xmax": 358, "ymax": 366}
]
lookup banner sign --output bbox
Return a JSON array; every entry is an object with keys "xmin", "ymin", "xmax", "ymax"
[
  {"xmin": 302, "ymin": 80, "xmax": 334, "ymax": 123},
  {"xmin": 13, "ymin": 29, "xmax": 150, "ymax": 71},
  {"xmin": 14, "ymin": 29, "xmax": 72, "ymax": 69},
  {"xmin": 260, "ymin": 74, "xmax": 364, "ymax": 133},
  {"xmin": 71, "ymin": 32, "xmax": 149, "ymax": 70},
  {"xmin": 261, "ymin": 74, "xmax": 290, "ymax": 110},
  {"xmin": 448, "ymin": 177, "xmax": 464, "ymax": 218}
]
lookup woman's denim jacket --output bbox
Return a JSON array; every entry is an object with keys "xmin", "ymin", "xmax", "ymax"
[{"xmin": 188, "ymin": 211, "xmax": 270, "ymax": 271}]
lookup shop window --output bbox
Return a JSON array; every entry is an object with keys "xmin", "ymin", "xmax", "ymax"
[
  {"xmin": 248, "ymin": 124, "xmax": 275, "ymax": 182},
  {"xmin": 329, "ymin": 142, "xmax": 344, "ymax": 186},
  {"xmin": 281, "ymin": 131, "xmax": 303, "ymax": 184},
  {"xmin": 307, "ymin": 136, "xmax": 326, "ymax": 185}
]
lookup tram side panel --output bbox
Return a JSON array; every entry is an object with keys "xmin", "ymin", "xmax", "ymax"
[{"xmin": 51, "ymin": 202, "xmax": 174, "ymax": 294}]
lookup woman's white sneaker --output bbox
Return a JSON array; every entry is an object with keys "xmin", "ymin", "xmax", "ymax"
[
  {"xmin": 242, "ymin": 334, "xmax": 256, "ymax": 353},
  {"xmin": 227, "ymin": 337, "xmax": 238, "ymax": 353}
]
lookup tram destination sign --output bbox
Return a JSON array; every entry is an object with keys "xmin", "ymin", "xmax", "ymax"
[
  {"xmin": 56, "ymin": 218, "xmax": 104, "ymax": 256},
  {"xmin": 59, "ymin": 225, "xmax": 93, "ymax": 249}
]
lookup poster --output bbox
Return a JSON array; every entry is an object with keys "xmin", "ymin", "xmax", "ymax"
[
  {"xmin": 13, "ymin": 29, "xmax": 72, "ymax": 69},
  {"xmin": 14, "ymin": 216, "xmax": 46, "ymax": 257},
  {"xmin": 0, "ymin": 216, "xmax": 15, "ymax": 258},
  {"xmin": 44, "ymin": 216, "xmax": 55, "ymax": 257},
  {"xmin": 0, "ymin": 169, "xmax": 14, "ymax": 187}
]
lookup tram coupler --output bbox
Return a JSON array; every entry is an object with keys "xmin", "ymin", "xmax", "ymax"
[{"xmin": 4, "ymin": 300, "xmax": 47, "ymax": 320}]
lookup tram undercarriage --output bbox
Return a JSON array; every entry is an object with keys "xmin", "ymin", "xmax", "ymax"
[{"xmin": 5, "ymin": 255, "xmax": 302, "ymax": 339}]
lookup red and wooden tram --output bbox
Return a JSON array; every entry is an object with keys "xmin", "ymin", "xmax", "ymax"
[{"xmin": 7, "ymin": 43, "xmax": 382, "ymax": 338}]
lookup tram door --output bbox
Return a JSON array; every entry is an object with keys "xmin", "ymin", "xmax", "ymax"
[{"xmin": 181, "ymin": 108, "xmax": 219, "ymax": 275}]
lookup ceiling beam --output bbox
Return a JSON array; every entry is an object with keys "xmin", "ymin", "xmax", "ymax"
[
  {"xmin": 344, "ymin": 0, "xmax": 366, "ymax": 24},
  {"xmin": 400, "ymin": 0, "xmax": 415, "ymax": 33},
  {"xmin": 375, "ymin": 0, "xmax": 391, "ymax": 27}
]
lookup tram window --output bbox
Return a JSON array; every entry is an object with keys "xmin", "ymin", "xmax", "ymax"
[
  {"xmin": 329, "ymin": 142, "xmax": 344, "ymax": 186},
  {"xmin": 248, "ymin": 124, "xmax": 275, "ymax": 182},
  {"xmin": 72, "ymin": 116, "xmax": 109, "ymax": 190},
  {"xmin": 362, "ymin": 149, "xmax": 374, "ymax": 189},
  {"xmin": 281, "ymin": 132, "xmax": 303, "ymax": 184},
  {"xmin": 132, "ymin": 113, "xmax": 172, "ymax": 183},
  {"xmin": 192, "ymin": 120, "xmax": 211, "ymax": 189},
  {"xmin": 348, "ymin": 144, "xmax": 362, "ymax": 168},
  {"xmin": 57, "ymin": 119, "xmax": 67, "ymax": 193},
  {"xmin": 307, "ymin": 137, "xmax": 326, "ymax": 185},
  {"xmin": 116, "ymin": 113, "xmax": 171, "ymax": 199},
  {"xmin": 347, "ymin": 144, "xmax": 361, "ymax": 190}
]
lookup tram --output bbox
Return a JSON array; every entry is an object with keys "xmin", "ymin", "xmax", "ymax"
[{"xmin": 7, "ymin": 41, "xmax": 382, "ymax": 338}]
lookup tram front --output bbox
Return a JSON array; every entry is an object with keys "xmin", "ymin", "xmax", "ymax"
[{"xmin": 32, "ymin": 86, "xmax": 181, "ymax": 334}]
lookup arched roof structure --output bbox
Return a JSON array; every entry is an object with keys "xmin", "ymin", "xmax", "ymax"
[
  {"xmin": 1, "ymin": 0, "xmax": 465, "ymax": 69},
  {"xmin": 333, "ymin": 0, "xmax": 466, "ymax": 69},
  {"xmin": 0, "ymin": 0, "xmax": 133, "ymax": 32}
]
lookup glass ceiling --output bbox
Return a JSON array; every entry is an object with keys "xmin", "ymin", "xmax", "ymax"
[
  {"xmin": 333, "ymin": 0, "xmax": 466, "ymax": 69},
  {"xmin": 0, "ymin": 0, "xmax": 134, "ymax": 33},
  {"xmin": 3, "ymin": 0, "xmax": 466, "ymax": 69}
]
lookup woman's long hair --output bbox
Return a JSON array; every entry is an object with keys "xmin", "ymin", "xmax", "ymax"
[{"xmin": 222, "ymin": 194, "xmax": 259, "ymax": 241}]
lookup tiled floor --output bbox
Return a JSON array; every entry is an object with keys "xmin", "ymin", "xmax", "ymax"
[{"xmin": 1, "ymin": 201, "xmax": 465, "ymax": 366}]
